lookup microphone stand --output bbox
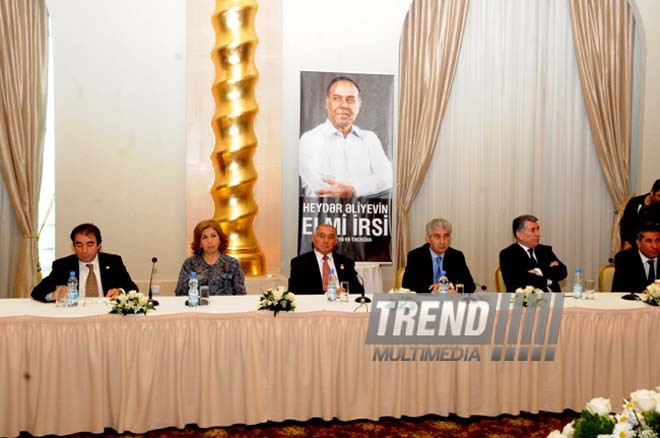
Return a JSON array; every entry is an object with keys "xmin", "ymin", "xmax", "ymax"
[
  {"xmin": 621, "ymin": 292, "xmax": 640, "ymax": 301},
  {"xmin": 148, "ymin": 257, "xmax": 159, "ymax": 306},
  {"xmin": 353, "ymin": 273, "xmax": 370, "ymax": 311}
]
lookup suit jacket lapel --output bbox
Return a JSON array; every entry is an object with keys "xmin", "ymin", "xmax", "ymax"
[{"xmin": 309, "ymin": 252, "xmax": 323, "ymax": 289}]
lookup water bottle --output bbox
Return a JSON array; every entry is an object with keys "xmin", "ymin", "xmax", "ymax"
[
  {"xmin": 438, "ymin": 270, "xmax": 449, "ymax": 294},
  {"xmin": 326, "ymin": 268, "xmax": 338, "ymax": 302},
  {"xmin": 188, "ymin": 272, "xmax": 199, "ymax": 306},
  {"xmin": 67, "ymin": 271, "xmax": 79, "ymax": 307},
  {"xmin": 573, "ymin": 267, "xmax": 584, "ymax": 299}
]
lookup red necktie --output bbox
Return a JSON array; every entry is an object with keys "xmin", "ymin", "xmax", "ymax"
[{"xmin": 322, "ymin": 255, "xmax": 330, "ymax": 291}]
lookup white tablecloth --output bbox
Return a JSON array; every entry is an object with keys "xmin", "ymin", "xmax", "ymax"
[{"xmin": 1, "ymin": 293, "xmax": 658, "ymax": 437}]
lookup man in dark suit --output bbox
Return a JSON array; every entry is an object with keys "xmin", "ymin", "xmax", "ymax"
[
  {"xmin": 288, "ymin": 224, "xmax": 364, "ymax": 294},
  {"xmin": 499, "ymin": 215, "xmax": 567, "ymax": 292},
  {"xmin": 402, "ymin": 218, "xmax": 476, "ymax": 293},
  {"xmin": 612, "ymin": 225, "xmax": 660, "ymax": 292},
  {"xmin": 619, "ymin": 179, "xmax": 660, "ymax": 249},
  {"xmin": 31, "ymin": 223, "xmax": 138, "ymax": 302}
]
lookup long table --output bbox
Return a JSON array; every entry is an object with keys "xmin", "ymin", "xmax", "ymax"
[{"xmin": 1, "ymin": 293, "xmax": 659, "ymax": 437}]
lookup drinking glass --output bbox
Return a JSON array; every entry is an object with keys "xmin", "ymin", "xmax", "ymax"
[
  {"xmin": 455, "ymin": 283, "xmax": 465, "ymax": 294},
  {"xmin": 584, "ymin": 280, "xmax": 595, "ymax": 300},
  {"xmin": 56, "ymin": 290, "xmax": 67, "ymax": 308},
  {"xmin": 339, "ymin": 281, "xmax": 350, "ymax": 302},
  {"xmin": 199, "ymin": 286, "xmax": 210, "ymax": 305}
]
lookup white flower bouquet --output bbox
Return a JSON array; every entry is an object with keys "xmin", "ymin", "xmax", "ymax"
[
  {"xmin": 109, "ymin": 289, "xmax": 155, "ymax": 315},
  {"xmin": 644, "ymin": 282, "xmax": 660, "ymax": 306},
  {"xmin": 387, "ymin": 287, "xmax": 415, "ymax": 294},
  {"xmin": 512, "ymin": 285, "xmax": 544, "ymax": 307},
  {"xmin": 257, "ymin": 286, "xmax": 296, "ymax": 316},
  {"xmin": 548, "ymin": 387, "xmax": 660, "ymax": 437}
]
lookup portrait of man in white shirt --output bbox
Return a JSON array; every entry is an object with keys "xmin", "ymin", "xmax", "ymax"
[{"xmin": 298, "ymin": 74, "xmax": 393, "ymax": 198}]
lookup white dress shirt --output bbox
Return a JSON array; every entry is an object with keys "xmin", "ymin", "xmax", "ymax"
[
  {"xmin": 299, "ymin": 120, "xmax": 393, "ymax": 197},
  {"xmin": 314, "ymin": 249, "xmax": 337, "ymax": 277},
  {"xmin": 78, "ymin": 257, "xmax": 104, "ymax": 297}
]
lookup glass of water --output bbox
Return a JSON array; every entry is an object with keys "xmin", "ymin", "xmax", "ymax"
[
  {"xmin": 584, "ymin": 279, "xmax": 595, "ymax": 300},
  {"xmin": 339, "ymin": 281, "xmax": 350, "ymax": 302}
]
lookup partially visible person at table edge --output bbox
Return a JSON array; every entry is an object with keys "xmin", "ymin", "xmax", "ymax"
[
  {"xmin": 31, "ymin": 223, "xmax": 138, "ymax": 302},
  {"xmin": 612, "ymin": 222, "xmax": 660, "ymax": 293},
  {"xmin": 175, "ymin": 220, "xmax": 246, "ymax": 296}
]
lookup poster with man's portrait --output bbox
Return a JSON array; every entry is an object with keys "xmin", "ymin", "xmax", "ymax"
[{"xmin": 297, "ymin": 71, "xmax": 394, "ymax": 262}]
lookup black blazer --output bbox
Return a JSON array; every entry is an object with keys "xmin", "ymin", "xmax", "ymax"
[
  {"xmin": 401, "ymin": 244, "xmax": 476, "ymax": 293},
  {"xmin": 612, "ymin": 248, "xmax": 652, "ymax": 293},
  {"xmin": 288, "ymin": 251, "xmax": 364, "ymax": 295},
  {"xmin": 499, "ymin": 243, "xmax": 567, "ymax": 292},
  {"xmin": 31, "ymin": 253, "xmax": 139, "ymax": 302}
]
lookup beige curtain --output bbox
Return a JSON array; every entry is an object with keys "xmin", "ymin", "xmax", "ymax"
[
  {"xmin": 0, "ymin": 0, "xmax": 48, "ymax": 297},
  {"xmin": 395, "ymin": 0, "xmax": 469, "ymax": 268},
  {"xmin": 569, "ymin": 0, "xmax": 634, "ymax": 255}
]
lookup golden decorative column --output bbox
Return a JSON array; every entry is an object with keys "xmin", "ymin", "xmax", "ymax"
[{"xmin": 210, "ymin": 0, "xmax": 265, "ymax": 276}]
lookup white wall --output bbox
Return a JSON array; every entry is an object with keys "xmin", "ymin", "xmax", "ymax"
[{"xmin": 47, "ymin": 0, "xmax": 186, "ymax": 284}]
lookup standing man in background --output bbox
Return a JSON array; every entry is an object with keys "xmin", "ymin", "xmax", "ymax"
[{"xmin": 620, "ymin": 179, "xmax": 660, "ymax": 249}]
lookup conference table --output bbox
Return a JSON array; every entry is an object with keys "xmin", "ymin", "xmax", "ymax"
[{"xmin": 2, "ymin": 293, "xmax": 659, "ymax": 437}]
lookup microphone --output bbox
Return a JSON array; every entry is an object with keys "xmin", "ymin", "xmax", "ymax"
[
  {"xmin": 354, "ymin": 272, "xmax": 371, "ymax": 304},
  {"xmin": 474, "ymin": 281, "xmax": 488, "ymax": 291},
  {"xmin": 147, "ymin": 257, "xmax": 159, "ymax": 306}
]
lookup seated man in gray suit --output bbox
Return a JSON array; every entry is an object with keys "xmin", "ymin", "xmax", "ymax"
[
  {"xmin": 402, "ymin": 218, "xmax": 476, "ymax": 293},
  {"xmin": 31, "ymin": 223, "xmax": 138, "ymax": 302},
  {"xmin": 499, "ymin": 215, "xmax": 567, "ymax": 292},
  {"xmin": 612, "ymin": 223, "xmax": 660, "ymax": 292},
  {"xmin": 288, "ymin": 224, "xmax": 364, "ymax": 295}
]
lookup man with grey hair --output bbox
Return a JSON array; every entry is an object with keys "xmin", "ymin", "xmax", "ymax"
[
  {"xmin": 402, "ymin": 218, "xmax": 476, "ymax": 293},
  {"xmin": 499, "ymin": 214, "xmax": 567, "ymax": 292}
]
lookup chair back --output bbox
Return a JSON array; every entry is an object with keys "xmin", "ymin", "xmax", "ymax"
[
  {"xmin": 495, "ymin": 266, "xmax": 506, "ymax": 292},
  {"xmin": 395, "ymin": 267, "xmax": 406, "ymax": 289},
  {"xmin": 598, "ymin": 263, "xmax": 615, "ymax": 292}
]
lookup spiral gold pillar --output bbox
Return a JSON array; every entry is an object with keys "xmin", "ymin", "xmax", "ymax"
[{"xmin": 210, "ymin": 0, "xmax": 265, "ymax": 276}]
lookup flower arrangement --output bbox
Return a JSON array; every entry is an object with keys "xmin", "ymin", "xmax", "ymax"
[
  {"xmin": 387, "ymin": 287, "xmax": 415, "ymax": 294},
  {"xmin": 548, "ymin": 387, "xmax": 660, "ymax": 437},
  {"xmin": 644, "ymin": 283, "xmax": 660, "ymax": 306},
  {"xmin": 257, "ymin": 286, "xmax": 296, "ymax": 316},
  {"xmin": 109, "ymin": 289, "xmax": 155, "ymax": 315},
  {"xmin": 512, "ymin": 285, "xmax": 544, "ymax": 307}
]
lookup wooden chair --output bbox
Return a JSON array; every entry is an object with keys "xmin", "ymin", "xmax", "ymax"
[
  {"xmin": 495, "ymin": 266, "xmax": 506, "ymax": 292},
  {"xmin": 598, "ymin": 263, "xmax": 615, "ymax": 292}
]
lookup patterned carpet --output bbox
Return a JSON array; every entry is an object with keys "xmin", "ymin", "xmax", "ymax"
[{"xmin": 24, "ymin": 411, "xmax": 576, "ymax": 438}]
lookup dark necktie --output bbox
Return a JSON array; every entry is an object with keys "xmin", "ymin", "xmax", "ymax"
[
  {"xmin": 322, "ymin": 255, "xmax": 330, "ymax": 291},
  {"xmin": 528, "ymin": 248, "xmax": 538, "ymax": 267},
  {"xmin": 86, "ymin": 264, "xmax": 99, "ymax": 297},
  {"xmin": 649, "ymin": 260, "xmax": 656, "ymax": 284}
]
